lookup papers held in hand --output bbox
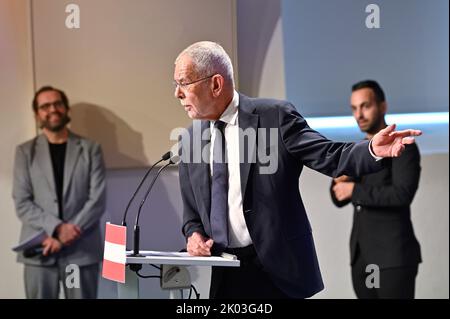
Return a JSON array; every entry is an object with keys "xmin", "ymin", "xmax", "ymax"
[{"xmin": 12, "ymin": 230, "xmax": 46, "ymax": 257}]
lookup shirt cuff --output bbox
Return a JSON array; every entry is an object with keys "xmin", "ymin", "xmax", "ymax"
[{"xmin": 368, "ymin": 139, "xmax": 383, "ymax": 161}]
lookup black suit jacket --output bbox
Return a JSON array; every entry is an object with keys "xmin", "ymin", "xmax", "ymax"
[
  {"xmin": 179, "ymin": 94, "xmax": 384, "ymax": 298},
  {"xmin": 330, "ymin": 143, "xmax": 422, "ymax": 269}
]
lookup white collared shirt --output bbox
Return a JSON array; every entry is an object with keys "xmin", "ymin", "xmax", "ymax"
[{"xmin": 210, "ymin": 91, "xmax": 252, "ymax": 248}]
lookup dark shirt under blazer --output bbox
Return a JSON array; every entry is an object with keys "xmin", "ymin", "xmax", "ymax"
[{"xmin": 13, "ymin": 131, "xmax": 106, "ymax": 267}]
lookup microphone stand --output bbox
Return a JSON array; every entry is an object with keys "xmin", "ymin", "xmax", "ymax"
[
  {"xmin": 121, "ymin": 152, "xmax": 171, "ymax": 227},
  {"xmin": 131, "ymin": 160, "xmax": 174, "ymax": 257}
]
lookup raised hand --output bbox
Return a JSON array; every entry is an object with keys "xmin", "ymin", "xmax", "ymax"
[{"xmin": 371, "ymin": 124, "xmax": 422, "ymax": 158}]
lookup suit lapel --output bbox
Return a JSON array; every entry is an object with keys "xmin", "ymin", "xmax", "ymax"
[
  {"xmin": 238, "ymin": 95, "xmax": 259, "ymax": 199},
  {"xmin": 35, "ymin": 135, "xmax": 56, "ymax": 195},
  {"xmin": 63, "ymin": 132, "xmax": 82, "ymax": 198}
]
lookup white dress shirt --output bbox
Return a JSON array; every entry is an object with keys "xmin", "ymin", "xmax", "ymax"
[{"xmin": 210, "ymin": 91, "xmax": 252, "ymax": 248}]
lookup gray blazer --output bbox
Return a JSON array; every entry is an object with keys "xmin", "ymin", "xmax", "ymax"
[{"xmin": 12, "ymin": 131, "xmax": 106, "ymax": 267}]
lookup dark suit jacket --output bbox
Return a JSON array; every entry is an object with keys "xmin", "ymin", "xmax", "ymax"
[
  {"xmin": 179, "ymin": 94, "xmax": 383, "ymax": 298},
  {"xmin": 330, "ymin": 143, "xmax": 422, "ymax": 269}
]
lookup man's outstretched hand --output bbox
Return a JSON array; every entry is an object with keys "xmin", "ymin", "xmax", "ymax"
[{"xmin": 372, "ymin": 124, "xmax": 422, "ymax": 158}]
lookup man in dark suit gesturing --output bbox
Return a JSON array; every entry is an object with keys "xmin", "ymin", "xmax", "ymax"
[
  {"xmin": 175, "ymin": 42, "xmax": 421, "ymax": 299},
  {"xmin": 330, "ymin": 80, "xmax": 421, "ymax": 299}
]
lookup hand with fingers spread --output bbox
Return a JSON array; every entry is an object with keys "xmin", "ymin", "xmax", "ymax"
[
  {"xmin": 371, "ymin": 124, "xmax": 422, "ymax": 158},
  {"xmin": 42, "ymin": 236, "xmax": 62, "ymax": 256},
  {"xmin": 187, "ymin": 232, "xmax": 214, "ymax": 256}
]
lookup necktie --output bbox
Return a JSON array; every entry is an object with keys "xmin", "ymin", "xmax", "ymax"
[{"xmin": 210, "ymin": 120, "xmax": 229, "ymax": 253}]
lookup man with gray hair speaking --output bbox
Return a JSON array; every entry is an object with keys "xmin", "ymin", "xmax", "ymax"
[{"xmin": 175, "ymin": 41, "xmax": 421, "ymax": 298}]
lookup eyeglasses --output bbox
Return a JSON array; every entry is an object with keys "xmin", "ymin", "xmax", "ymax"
[
  {"xmin": 173, "ymin": 74, "xmax": 215, "ymax": 90},
  {"xmin": 38, "ymin": 100, "xmax": 65, "ymax": 112}
]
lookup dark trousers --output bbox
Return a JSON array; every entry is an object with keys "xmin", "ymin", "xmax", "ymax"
[
  {"xmin": 209, "ymin": 245, "xmax": 289, "ymax": 299},
  {"xmin": 351, "ymin": 248, "xmax": 418, "ymax": 299}
]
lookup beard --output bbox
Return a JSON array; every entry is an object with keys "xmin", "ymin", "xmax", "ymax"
[
  {"xmin": 39, "ymin": 112, "xmax": 71, "ymax": 132},
  {"xmin": 360, "ymin": 116, "xmax": 384, "ymax": 135}
]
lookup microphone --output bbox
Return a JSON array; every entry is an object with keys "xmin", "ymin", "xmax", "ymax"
[
  {"xmin": 131, "ymin": 154, "xmax": 180, "ymax": 257},
  {"xmin": 121, "ymin": 151, "xmax": 172, "ymax": 226},
  {"xmin": 23, "ymin": 245, "xmax": 44, "ymax": 258}
]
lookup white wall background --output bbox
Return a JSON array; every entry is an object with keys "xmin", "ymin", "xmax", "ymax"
[
  {"xmin": 31, "ymin": 0, "xmax": 237, "ymax": 168},
  {"xmin": 0, "ymin": 0, "xmax": 34, "ymax": 299}
]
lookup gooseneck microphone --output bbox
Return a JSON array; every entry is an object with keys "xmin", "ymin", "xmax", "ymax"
[
  {"xmin": 121, "ymin": 151, "xmax": 172, "ymax": 227},
  {"xmin": 131, "ymin": 154, "xmax": 180, "ymax": 257}
]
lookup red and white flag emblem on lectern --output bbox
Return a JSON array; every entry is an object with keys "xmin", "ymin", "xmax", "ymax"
[{"xmin": 102, "ymin": 223, "xmax": 127, "ymax": 283}]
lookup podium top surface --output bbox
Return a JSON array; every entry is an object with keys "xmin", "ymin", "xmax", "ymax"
[{"xmin": 125, "ymin": 250, "xmax": 240, "ymax": 267}]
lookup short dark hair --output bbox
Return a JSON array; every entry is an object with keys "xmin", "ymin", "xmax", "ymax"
[
  {"xmin": 32, "ymin": 86, "xmax": 69, "ymax": 113},
  {"xmin": 351, "ymin": 80, "xmax": 385, "ymax": 104}
]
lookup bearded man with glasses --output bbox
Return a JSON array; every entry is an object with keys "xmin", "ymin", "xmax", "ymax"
[{"xmin": 12, "ymin": 86, "xmax": 106, "ymax": 299}]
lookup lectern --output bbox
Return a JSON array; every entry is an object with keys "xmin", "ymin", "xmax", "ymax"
[{"xmin": 118, "ymin": 251, "xmax": 240, "ymax": 299}]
